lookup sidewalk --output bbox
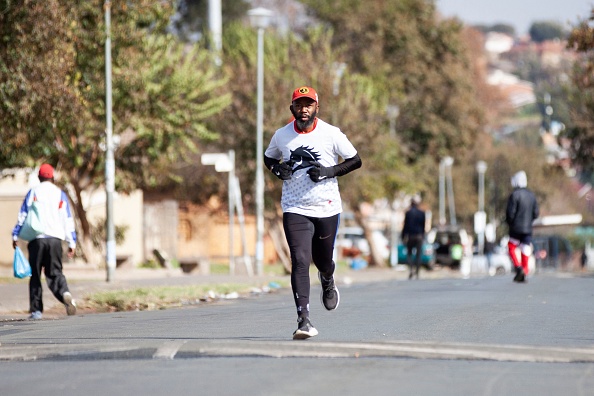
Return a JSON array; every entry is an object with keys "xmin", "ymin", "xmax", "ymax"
[{"xmin": 0, "ymin": 263, "xmax": 462, "ymax": 320}]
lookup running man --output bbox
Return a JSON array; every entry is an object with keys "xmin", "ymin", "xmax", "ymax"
[{"xmin": 264, "ymin": 86, "xmax": 362, "ymax": 339}]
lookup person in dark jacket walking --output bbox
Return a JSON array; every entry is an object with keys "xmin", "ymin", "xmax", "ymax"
[
  {"xmin": 402, "ymin": 195, "xmax": 426, "ymax": 279},
  {"xmin": 506, "ymin": 170, "xmax": 539, "ymax": 283}
]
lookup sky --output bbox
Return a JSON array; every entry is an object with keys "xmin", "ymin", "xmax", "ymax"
[{"xmin": 436, "ymin": 0, "xmax": 593, "ymax": 35}]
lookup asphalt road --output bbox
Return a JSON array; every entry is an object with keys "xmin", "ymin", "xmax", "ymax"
[{"xmin": 1, "ymin": 272, "xmax": 594, "ymax": 395}]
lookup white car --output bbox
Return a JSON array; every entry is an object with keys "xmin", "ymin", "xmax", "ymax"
[
  {"xmin": 481, "ymin": 243, "xmax": 536, "ymax": 276},
  {"xmin": 486, "ymin": 249, "xmax": 513, "ymax": 275}
]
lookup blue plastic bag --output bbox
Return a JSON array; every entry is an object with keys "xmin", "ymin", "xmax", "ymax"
[{"xmin": 13, "ymin": 247, "xmax": 32, "ymax": 279}]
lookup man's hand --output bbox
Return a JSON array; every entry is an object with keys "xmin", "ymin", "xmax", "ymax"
[
  {"xmin": 67, "ymin": 247, "xmax": 75, "ymax": 259},
  {"xmin": 307, "ymin": 162, "xmax": 335, "ymax": 182},
  {"xmin": 270, "ymin": 162, "xmax": 293, "ymax": 180},
  {"xmin": 12, "ymin": 240, "xmax": 17, "ymax": 250}
]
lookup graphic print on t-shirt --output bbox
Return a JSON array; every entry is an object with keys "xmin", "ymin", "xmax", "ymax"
[
  {"xmin": 289, "ymin": 146, "xmax": 320, "ymax": 173},
  {"xmin": 265, "ymin": 118, "xmax": 358, "ymax": 217}
]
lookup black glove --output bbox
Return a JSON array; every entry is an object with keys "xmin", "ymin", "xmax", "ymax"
[
  {"xmin": 270, "ymin": 162, "xmax": 293, "ymax": 180},
  {"xmin": 307, "ymin": 162, "xmax": 335, "ymax": 182}
]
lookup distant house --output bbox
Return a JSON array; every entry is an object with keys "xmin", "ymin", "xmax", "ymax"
[
  {"xmin": 538, "ymin": 39, "xmax": 576, "ymax": 68},
  {"xmin": 507, "ymin": 37, "xmax": 576, "ymax": 68},
  {"xmin": 486, "ymin": 69, "xmax": 536, "ymax": 108},
  {"xmin": 484, "ymin": 32, "xmax": 515, "ymax": 58}
]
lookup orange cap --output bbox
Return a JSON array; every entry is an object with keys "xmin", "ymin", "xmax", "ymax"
[{"xmin": 292, "ymin": 86, "xmax": 318, "ymax": 103}]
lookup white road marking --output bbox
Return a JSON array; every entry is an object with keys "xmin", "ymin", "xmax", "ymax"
[{"xmin": 153, "ymin": 340, "xmax": 187, "ymax": 360}]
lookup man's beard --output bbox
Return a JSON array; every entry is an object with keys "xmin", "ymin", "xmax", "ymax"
[{"xmin": 291, "ymin": 108, "xmax": 317, "ymax": 131}]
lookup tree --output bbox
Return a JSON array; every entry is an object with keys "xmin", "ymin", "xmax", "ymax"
[
  {"xmin": 0, "ymin": 0, "xmax": 230, "ymax": 262},
  {"xmin": 490, "ymin": 23, "xmax": 516, "ymax": 36},
  {"xmin": 301, "ymin": 0, "xmax": 486, "ymax": 162},
  {"xmin": 566, "ymin": 8, "xmax": 594, "ymax": 183},
  {"xmin": 529, "ymin": 21, "xmax": 568, "ymax": 43},
  {"xmin": 472, "ymin": 23, "xmax": 516, "ymax": 36}
]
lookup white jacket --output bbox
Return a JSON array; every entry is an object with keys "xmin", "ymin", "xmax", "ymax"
[{"xmin": 12, "ymin": 181, "xmax": 77, "ymax": 248}]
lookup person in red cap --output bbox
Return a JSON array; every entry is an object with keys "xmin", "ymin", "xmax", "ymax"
[
  {"xmin": 265, "ymin": 86, "xmax": 362, "ymax": 339},
  {"xmin": 12, "ymin": 163, "xmax": 78, "ymax": 320}
]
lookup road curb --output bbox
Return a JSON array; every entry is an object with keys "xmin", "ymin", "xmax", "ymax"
[{"xmin": 2, "ymin": 339, "xmax": 594, "ymax": 363}]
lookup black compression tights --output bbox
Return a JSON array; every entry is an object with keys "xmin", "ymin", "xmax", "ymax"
[{"xmin": 283, "ymin": 212, "xmax": 339, "ymax": 318}]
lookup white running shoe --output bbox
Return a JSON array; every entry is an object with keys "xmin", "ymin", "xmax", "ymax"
[{"xmin": 63, "ymin": 291, "xmax": 77, "ymax": 316}]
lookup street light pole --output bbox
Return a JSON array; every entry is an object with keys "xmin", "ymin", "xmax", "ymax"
[
  {"xmin": 543, "ymin": 92, "xmax": 553, "ymax": 133},
  {"xmin": 439, "ymin": 157, "xmax": 454, "ymax": 226},
  {"xmin": 248, "ymin": 7, "xmax": 273, "ymax": 276},
  {"xmin": 386, "ymin": 105, "xmax": 400, "ymax": 138},
  {"xmin": 476, "ymin": 161, "xmax": 488, "ymax": 255},
  {"xmin": 439, "ymin": 160, "xmax": 446, "ymax": 225},
  {"xmin": 104, "ymin": 0, "xmax": 116, "ymax": 282},
  {"xmin": 477, "ymin": 161, "xmax": 487, "ymax": 214},
  {"xmin": 207, "ymin": 0, "xmax": 222, "ymax": 66},
  {"xmin": 446, "ymin": 159, "xmax": 456, "ymax": 226},
  {"xmin": 228, "ymin": 150, "xmax": 236, "ymax": 275},
  {"xmin": 332, "ymin": 62, "xmax": 346, "ymax": 125}
]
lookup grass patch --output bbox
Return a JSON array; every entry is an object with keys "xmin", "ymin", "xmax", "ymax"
[
  {"xmin": 80, "ymin": 282, "xmax": 288, "ymax": 313},
  {"xmin": 0, "ymin": 277, "xmax": 28, "ymax": 284},
  {"xmin": 208, "ymin": 262, "xmax": 291, "ymax": 276}
]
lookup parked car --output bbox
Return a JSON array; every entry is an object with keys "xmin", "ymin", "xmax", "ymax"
[
  {"xmin": 397, "ymin": 239, "xmax": 436, "ymax": 269},
  {"xmin": 484, "ymin": 244, "xmax": 513, "ymax": 275},
  {"xmin": 335, "ymin": 226, "xmax": 390, "ymax": 260},
  {"xmin": 427, "ymin": 226, "xmax": 471, "ymax": 268},
  {"xmin": 532, "ymin": 235, "xmax": 572, "ymax": 270}
]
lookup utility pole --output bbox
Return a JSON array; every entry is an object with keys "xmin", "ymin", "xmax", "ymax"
[
  {"xmin": 476, "ymin": 161, "xmax": 487, "ymax": 255},
  {"xmin": 248, "ymin": 7, "xmax": 273, "ymax": 276},
  {"xmin": 104, "ymin": 0, "xmax": 116, "ymax": 282},
  {"xmin": 208, "ymin": 0, "xmax": 222, "ymax": 66},
  {"xmin": 439, "ymin": 157, "xmax": 454, "ymax": 226}
]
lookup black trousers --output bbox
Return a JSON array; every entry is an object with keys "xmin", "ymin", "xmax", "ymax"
[
  {"xmin": 283, "ymin": 212, "xmax": 339, "ymax": 318},
  {"xmin": 406, "ymin": 234, "xmax": 424, "ymax": 275},
  {"xmin": 28, "ymin": 238, "xmax": 70, "ymax": 313}
]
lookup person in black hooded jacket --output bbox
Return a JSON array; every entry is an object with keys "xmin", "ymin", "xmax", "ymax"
[
  {"xmin": 402, "ymin": 195, "xmax": 426, "ymax": 279},
  {"xmin": 506, "ymin": 170, "xmax": 539, "ymax": 282}
]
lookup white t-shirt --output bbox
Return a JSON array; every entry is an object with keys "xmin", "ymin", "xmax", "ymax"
[{"xmin": 265, "ymin": 118, "xmax": 358, "ymax": 218}]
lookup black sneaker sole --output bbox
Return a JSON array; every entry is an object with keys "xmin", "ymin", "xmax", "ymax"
[
  {"xmin": 513, "ymin": 267, "xmax": 525, "ymax": 282},
  {"xmin": 292, "ymin": 328, "xmax": 318, "ymax": 340},
  {"xmin": 318, "ymin": 272, "xmax": 340, "ymax": 311}
]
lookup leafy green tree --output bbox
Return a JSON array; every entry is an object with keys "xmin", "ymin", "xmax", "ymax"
[
  {"xmin": 472, "ymin": 23, "xmax": 516, "ymax": 36},
  {"xmin": 529, "ymin": 21, "xmax": 568, "ymax": 43},
  {"xmin": 0, "ymin": 0, "xmax": 230, "ymax": 261}
]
